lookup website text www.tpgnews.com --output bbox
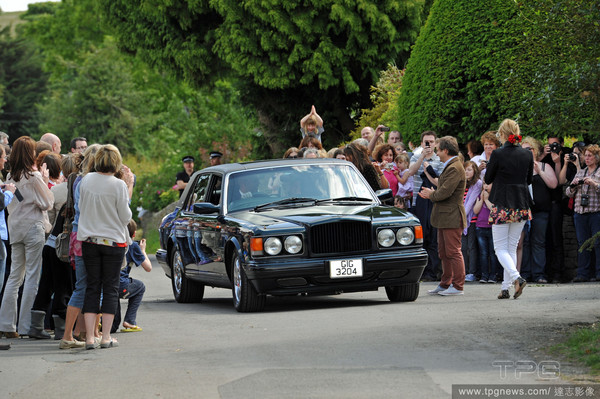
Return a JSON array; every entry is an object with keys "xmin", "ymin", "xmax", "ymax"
[{"xmin": 452, "ymin": 384, "xmax": 600, "ymax": 399}]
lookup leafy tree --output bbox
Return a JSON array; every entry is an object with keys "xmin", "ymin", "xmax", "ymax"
[
  {"xmin": 351, "ymin": 64, "xmax": 405, "ymax": 140},
  {"xmin": 396, "ymin": 0, "xmax": 599, "ymax": 144},
  {"xmin": 396, "ymin": 0, "xmax": 519, "ymax": 144},
  {"xmin": 99, "ymin": 0, "xmax": 426, "ymax": 154},
  {"xmin": 0, "ymin": 29, "xmax": 48, "ymax": 141},
  {"xmin": 505, "ymin": 0, "xmax": 600, "ymax": 141}
]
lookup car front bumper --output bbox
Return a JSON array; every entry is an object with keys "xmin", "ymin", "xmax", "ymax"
[{"xmin": 244, "ymin": 248, "xmax": 428, "ymax": 295}]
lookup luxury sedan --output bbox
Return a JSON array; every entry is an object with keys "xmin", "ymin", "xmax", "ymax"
[{"xmin": 156, "ymin": 159, "xmax": 428, "ymax": 312}]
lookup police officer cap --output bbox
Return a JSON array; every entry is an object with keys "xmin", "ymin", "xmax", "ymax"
[
  {"xmin": 210, "ymin": 151, "xmax": 223, "ymax": 159},
  {"xmin": 182, "ymin": 156, "xmax": 195, "ymax": 163}
]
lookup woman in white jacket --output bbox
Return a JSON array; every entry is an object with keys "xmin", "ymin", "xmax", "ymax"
[{"xmin": 0, "ymin": 136, "xmax": 53, "ymax": 338}]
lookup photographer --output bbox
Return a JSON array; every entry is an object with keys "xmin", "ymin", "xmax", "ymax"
[{"xmin": 565, "ymin": 144, "xmax": 600, "ymax": 282}]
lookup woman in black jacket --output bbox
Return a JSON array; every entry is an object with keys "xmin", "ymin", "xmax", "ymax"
[{"xmin": 484, "ymin": 119, "xmax": 533, "ymax": 299}]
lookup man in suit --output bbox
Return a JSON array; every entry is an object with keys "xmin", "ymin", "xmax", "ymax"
[{"xmin": 419, "ymin": 136, "xmax": 467, "ymax": 296}]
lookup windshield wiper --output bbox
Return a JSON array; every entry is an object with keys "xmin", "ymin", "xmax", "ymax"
[
  {"xmin": 316, "ymin": 196, "xmax": 373, "ymax": 203},
  {"xmin": 253, "ymin": 197, "xmax": 317, "ymax": 212}
]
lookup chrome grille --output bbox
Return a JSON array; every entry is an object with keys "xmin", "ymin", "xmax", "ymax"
[{"xmin": 310, "ymin": 221, "xmax": 371, "ymax": 254}]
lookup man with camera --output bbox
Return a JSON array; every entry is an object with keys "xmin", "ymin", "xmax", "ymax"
[
  {"xmin": 407, "ymin": 131, "xmax": 444, "ymax": 281},
  {"xmin": 565, "ymin": 144, "xmax": 600, "ymax": 282}
]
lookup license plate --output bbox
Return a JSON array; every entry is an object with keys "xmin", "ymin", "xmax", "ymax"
[{"xmin": 330, "ymin": 259, "xmax": 363, "ymax": 279}]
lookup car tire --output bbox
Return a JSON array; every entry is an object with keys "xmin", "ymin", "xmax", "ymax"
[
  {"xmin": 231, "ymin": 252, "xmax": 265, "ymax": 312},
  {"xmin": 385, "ymin": 283, "xmax": 420, "ymax": 302},
  {"xmin": 171, "ymin": 248, "xmax": 205, "ymax": 303}
]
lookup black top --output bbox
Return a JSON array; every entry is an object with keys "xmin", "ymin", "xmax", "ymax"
[
  {"xmin": 484, "ymin": 142, "xmax": 533, "ymax": 210},
  {"xmin": 176, "ymin": 170, "xmax": 192, "ymax": 196},
  {"xmin": 531, "ymin": 172, "xmax": 552, "ymax": 213}
]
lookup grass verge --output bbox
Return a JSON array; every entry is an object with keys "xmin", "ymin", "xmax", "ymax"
[
  {"xmin": 141, "ymin": 226, "xmax": 161, "ymax": 255},
  {"xmin": 550, "ymin": 322, "xmax": 600, "ymax": 376}
]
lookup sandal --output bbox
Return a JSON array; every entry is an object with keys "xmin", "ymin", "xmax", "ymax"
[{"xmin": 120, "ymin": 325, "xmax": 142, "ymax": 332}]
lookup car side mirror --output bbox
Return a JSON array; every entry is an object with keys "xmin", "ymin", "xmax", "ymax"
[
  {"xmin": 375, "ymin": 188, "xmax": 393, "ymax": 205},
  {"xmin": 192, "ymin": 202, "xmax": 220, "ymax": 214}
]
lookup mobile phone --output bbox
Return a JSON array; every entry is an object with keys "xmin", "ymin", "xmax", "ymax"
[
  {"xmin": 14, "ymin": 188, "xmax": 23, "ymax": 202},
  {"xmin": 381, "ymin": 126, "xmax": 390, "ymax": 132}
]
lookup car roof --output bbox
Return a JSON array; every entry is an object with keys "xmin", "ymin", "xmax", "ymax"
[{"xmin": 197, "ymin": 158, "xmax": 349, "ymax": 175}]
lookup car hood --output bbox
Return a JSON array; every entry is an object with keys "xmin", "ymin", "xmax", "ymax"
[{"xmin": 228, "ymin": 204, "xmax": 415, "ymax": 231}]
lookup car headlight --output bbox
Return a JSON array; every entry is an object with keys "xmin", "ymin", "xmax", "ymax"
[
  {"xmin": 396, "ymin": 227, "xmax": 414, "ymax": 246},
  {"xmin": 264, "ymin": 237, "xmax": 282, "ymax": 255},
  {"xmin": 377, "ymin": 229, "xmax": 395, "ymax": 247},
  {"xmin": 284, "ymin": 236, "xmax": 302, "ymax": 254}
]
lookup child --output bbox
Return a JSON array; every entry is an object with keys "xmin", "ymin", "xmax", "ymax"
[
  {"xmin": 463, "ymin": 161, "xmax": 482, "ymax": 282},
  {"xmin": 299, "ymin": 105, "xmax": 324, "ymax": 142},
  {"xmin": 473, "ymin": 184, "xmax": 500, "ymax": 285},
  {"xmin": 395, "ymin": 153, "xmax": 413, "ymax": 210},
  {"xmin": 112, "ymin": 220, "xmax": 152, "ymax": 333}
]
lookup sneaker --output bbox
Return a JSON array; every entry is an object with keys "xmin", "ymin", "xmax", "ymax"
[
  {"xmin": 427, "ymin": 284, "xmax": 451, "ymax": 295},
  {"xmin": 465, "ymin": 274, "xmax": 476, "ymax": 282},
  {"xmin": 573, "ymin": 276, "xmax": 589, "ymax": 283},
  {"xmin": 479, "ymin": 278, "xmax": 488, "ymax": 284},
  {"xmin": 487, "ymin": 279, "xmax": 497, "ymax": 284},
  {"xmin": 438, "ymin": 286, "xmax": 464, "ymax": 296}
]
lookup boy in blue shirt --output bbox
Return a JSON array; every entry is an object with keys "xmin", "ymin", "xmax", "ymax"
[{"xmin": 112, "ymin": 220, "xmax": 152, "ymax": 333}]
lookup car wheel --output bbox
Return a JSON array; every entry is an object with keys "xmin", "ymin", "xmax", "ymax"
[
  {"xmin": 231, "ymin": 252, "xmax": 266, "ymax": 312},
  {"xmin": 385, "ymin": 283, "xmax": 420, "ymax": 302},
  {"xmin": 171, "ymin": 248, "xmax": 205, "ymax": 303}
]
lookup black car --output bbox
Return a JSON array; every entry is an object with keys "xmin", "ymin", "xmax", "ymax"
[{"xmin": 156, "ymin": 159, "xmax": 428, "ymax": 312}]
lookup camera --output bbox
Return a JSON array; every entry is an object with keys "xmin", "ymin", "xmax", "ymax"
[
  {"xmin": 380, "ymin": 126, "xmax": 390, "ymax": 132},
  {"xmin": 550, "ymin": 142, "xmax": 562, "ymax": 154},
  {"xmin": 581, "ymin": 194, "xmax": 590, "ymax": 207},
  {"xmin": 569, "ymin": 179, "xmax": 584, "ymax": 188},
  {"xmin": 568, "ymin": 153, "xmax": 577, "ymax": 162}
]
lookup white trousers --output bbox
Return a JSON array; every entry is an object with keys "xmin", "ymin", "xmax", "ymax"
[
  {"xmin": 492, "ymin": 221, "xmax": 525, "ymax": 291},
  {"xmin": 0, "ymin": 223, "xmax": 45, "ymax": 334}
]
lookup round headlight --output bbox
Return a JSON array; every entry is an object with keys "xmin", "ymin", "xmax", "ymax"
[
  {"xmin": 377, "ymin": 229, "xmax": 395, "ymax": 247},
  {"xmin": 284, "ymin": 236, "xmax": 302, "ymax": 254},
  {"xmin": 264, "ymin": 237, "xmax": 282, "ymax": 255},
  {"xmin": 396, "ymin": 227, "xmax": 414, "ymax": 246}
]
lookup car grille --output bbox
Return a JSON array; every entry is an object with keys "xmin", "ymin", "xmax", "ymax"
[{"xmin": 310, "ymin": 221, "xmax": 371, "ymax": 254}]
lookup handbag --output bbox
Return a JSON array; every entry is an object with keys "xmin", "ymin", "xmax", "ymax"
[{"xmin": 55, "ymin": 174, "xmax": 77, "ymax": 262}]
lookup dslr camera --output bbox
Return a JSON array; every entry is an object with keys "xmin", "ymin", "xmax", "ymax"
[
  {"xmin": 568, "ymin": 153, "xmax": 577, "ymax": 162},
  {"xmin": 550, "ymin": 142, "xmax": 562, "ymax": 154},
  {"xmin": 569, "ymin": 179, "xmax": 584, "ymax": 188}
]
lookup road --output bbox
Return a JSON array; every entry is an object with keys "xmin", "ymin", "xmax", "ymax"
[{"xmin": 1, "ymin": 255, "xmax": 599, "ymax": 398}]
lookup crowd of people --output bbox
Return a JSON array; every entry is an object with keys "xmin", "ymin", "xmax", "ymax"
[
  {"xmin": 0, "ymin": 134, "xmax": 150, "ymax": 350},
  {"xmin": 283, "ymin": 107, "xmax": 600, "ymax": 298}
]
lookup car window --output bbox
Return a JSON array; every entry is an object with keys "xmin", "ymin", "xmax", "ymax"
[
  {"xmin": 185, "ymin": 174, "xmax": 211, "ymax": 211},
  {"xmin": 226, "ymin": 164, "xmax": 375, "ymax": 212},
  {"xmin": 207, "ymin": 176, "xmax": 222, "ymax": 206}
]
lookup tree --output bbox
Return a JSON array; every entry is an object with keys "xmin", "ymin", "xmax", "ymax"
[
  {"xmin": 395, "ymin": 0, "xmax": 519, "ymax": 144},
  {"xmin": 99, "ymin": 0, "xmax": 426, "ymax": 153},
  {"xmin": 0, "ymin": 29, "xmax": 48, "ymax": 141},
  {"xmin": 395, "ymin": 0, "xmax": 600, "ymax": 144}
]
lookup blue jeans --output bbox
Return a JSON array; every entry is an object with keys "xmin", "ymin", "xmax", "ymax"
[
  {"xmin": 0, "ymin": 241, "xmax": 6, "ymax": 294},
  {"xmin": 573, "ymin": 212, "xmax": 600, "ymax": 279},
  {"xmin": 476, "ymin": 227, "xmax": 499, "ymax": 280},
  {"xmin": 68, "ymin": 255, "xmax": 87, "ymax": 309},
  {"xmin": 525, "ymin": 212, "xmax": 549, "ymax": 281}
]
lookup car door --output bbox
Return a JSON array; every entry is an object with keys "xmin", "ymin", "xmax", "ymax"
[
  {"xmin": 194, "ymin": 174, "xmax": 229, "ymax": 286},
  {"xmin": 175, "ymin": 173, "xmax": 211, "ymax": 277}
]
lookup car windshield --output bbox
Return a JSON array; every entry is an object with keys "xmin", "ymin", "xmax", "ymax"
[{"xmin": 226, "ymin": 164, "xmax": 375, "ymax": 213}]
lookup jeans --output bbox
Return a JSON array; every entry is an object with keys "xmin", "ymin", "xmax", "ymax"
[
  {"xmin": 82, "ymin": 242, "xmax": 126, "ymax": 315},
  {"xmin": 475, "ymin": 227, "xmax": 499, "ymax": 281},
  {"xmin": 545, "ymin": 201, "xmax": 565, "ymax": 281},
  {"xmin": 0, "ymin": 241, "xmax": 6, "ymax": 294},
  {"xmin": 492, "ymin": 222, "xmax": 526, "ymax": 291},
  {"xmin": 0, "ymin": 223, "xmax": 45, "ymax": 334},
  {"xmin": 573, "ymin": 212, "xmax": 600, "ymax": 279},
  {"xmin": 461, "ymin": 222, "xmax": 479, "ymax": 276},
  {"xmin": 68, "ymin": 255, "xmax": 87, "ymax": 309},
  {"xmin": 523, "ymin": 212, "xmax": 549, "ymax": 281},
  {"xmin": 111, "ymin": 278, "xmax": 146, "ymax": 333}
]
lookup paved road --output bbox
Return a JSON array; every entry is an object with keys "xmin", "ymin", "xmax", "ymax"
[{"xmin": 1, "ymin": 255, "xmax": 599, "ymax": 398}]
